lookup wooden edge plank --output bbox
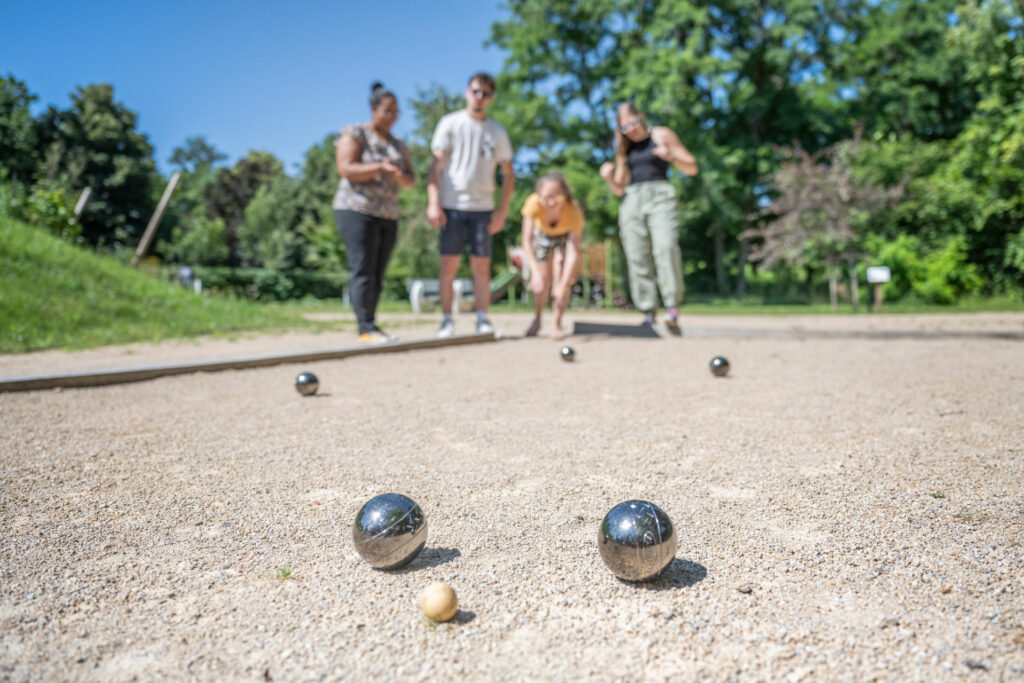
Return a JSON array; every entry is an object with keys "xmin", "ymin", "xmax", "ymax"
[{"xmin": 0, "ymin": 332, "xmax": 496, "ymax": 393}]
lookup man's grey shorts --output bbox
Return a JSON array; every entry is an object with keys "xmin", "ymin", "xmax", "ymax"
[{"xmin": 440, "ymin": 209, "xmax": 492, "ymax": 258}]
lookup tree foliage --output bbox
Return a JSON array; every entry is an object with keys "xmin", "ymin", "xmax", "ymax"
[
  {"xmin": 2, "ymin": 0, "xmax": 1022, "ymax": 303},
  {"xmin": 34, "ymin": 83, "xmax": 158, "ymax": 246},
  {"xmin": 745, "ymin": 136, "xmax": 904, "ymax": 270},
  {"xmin": 0, "ymin": 74, "xmax": 39, "ymax": 184}
]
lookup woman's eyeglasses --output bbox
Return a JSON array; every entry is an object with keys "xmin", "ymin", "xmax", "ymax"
[{"xmin": 619, "ymin": 116, "xmax": 642, "ymax": 133}]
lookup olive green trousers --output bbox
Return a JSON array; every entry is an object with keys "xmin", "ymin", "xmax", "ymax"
[{"xmin": 619, "ymin": 180, "xmax": 683, "ymax": 313}]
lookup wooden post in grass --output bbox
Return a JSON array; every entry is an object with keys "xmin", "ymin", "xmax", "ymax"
[
  {"xmin": 73, "ymin": 187, "xmax": 91, "ymax": 218},
  {"xmin": 131, "ymin": 172, "xmax": 180, "ymax": 267}
]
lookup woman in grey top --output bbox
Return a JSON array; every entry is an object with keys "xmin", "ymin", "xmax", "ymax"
[{"xmin": 334, "ymin": 82, "xmax": 415, "ymax": 343}]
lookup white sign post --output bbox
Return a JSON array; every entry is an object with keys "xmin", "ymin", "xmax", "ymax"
[{"xmin": 866, "ymin": 266, "xmax": 891, "ymax": 312}]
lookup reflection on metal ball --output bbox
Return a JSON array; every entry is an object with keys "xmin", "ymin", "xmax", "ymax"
[
  {"xmin": 709, "ymin": 356, "xmax": 730, "ymax": 377},
  {"xmin": 352, "ymin": 493, "xmax": 427, "ymax": 569},
  {"xmin": 295, "ymin": 372, "xmax": 319, "ymax": 396},
  {"xmin": 598, "ymin": 500, "xmax": 677, "ymax": 581},
  {"xmin": 560, "ymin": 346, "xmax": 576, "ymax": 362}
]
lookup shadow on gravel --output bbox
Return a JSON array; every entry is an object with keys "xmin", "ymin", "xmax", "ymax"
[
  {"xmin": 398, "ymin": 547, "xmax": 461, "ymax": 572},
  {"xmin": 624, "ymin": 558, "xmax": 707, "ymax": 591},
  {"xmin": 572, "ymin": 321, "xmax": 660, "ymax": 338},
  {"xmin": 451, "ymin": 609, "xmax": 476, "ymax": 625}
]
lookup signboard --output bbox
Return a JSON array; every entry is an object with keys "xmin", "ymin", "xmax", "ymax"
[{"xmin": 866, "ymin": 266, "xmax": 891, "ymax": 284}]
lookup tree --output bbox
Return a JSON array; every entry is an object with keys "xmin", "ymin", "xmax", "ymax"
[
  {"xmin": 0, "ymin": 74, "xmax": 39, "ymax": 184},
  {"xmin": 837, "ymin": 0, "xmax": 978, "ymax": 140},
  {"xmin": 239, "ymin": 174, "xmax": 303, "ymax": 269},
  {"xmin": 942, "ymin": 0, "xmax": 1024, "ymax": 292},
  {"xmin": 34, "ymin": 83, "xmax": 158, "ymax": 245},
  {"xmin": 204, "ymin": 150, "xmax": 283, "ymax": 262},
  {"xmin": 162, "ymin": 216, "xmax": 229, "ymax": 266},
  {"xmin": 489, "ymin": 0, "xmax": 867, "ymax": 300},
  {"xmin": 294, "ymin": 134, "xmax": 345, "ymax": 272},
  {"xmin": 743, "ymin": 136, "xmax": 904, "ymax": 309},
  {"xmin": 169, "ymin": 136, "xmax": 227, "ymax": 176},
  {"xmin": 157, "ymin": 136, "xmax": 229, "ymax": 265},
  {"xmin": 847, "ymin": 0, "xmax": 1024, "ymax": 294}
]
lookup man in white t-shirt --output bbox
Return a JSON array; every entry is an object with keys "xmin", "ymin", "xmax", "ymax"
[{"xmin": 427, "ymin": 72, "xmax": 515, "ymax": 337}]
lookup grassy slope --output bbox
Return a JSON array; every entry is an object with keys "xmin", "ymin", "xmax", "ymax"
[{"xmin": 0, "ymin": 217, "xmax": 329, "ymax": 353}]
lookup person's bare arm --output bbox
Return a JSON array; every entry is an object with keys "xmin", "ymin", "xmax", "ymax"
[
  {"xmin": 652, "ymin": 126, "xmax": 698, "ymax": 175},
  {"xmin": 610, "ymin": 153, "xmax": 626, "ymax": 188},
  {"xmin": 555, "ymin": 229, "xmax": 582, "ymax": 300},
  {"xmin": 336, "ymin": 133, "xmax": 384, "ymax": 182},
  {"xmin": 521, "ymin": 217, "xmax": 546, "ymax": 293},
  {"xmin": 599, "ymin": 161, "xmax": 626, "ymax": 196},
  {"xmin": 488, "ymin": 160, "xmax": 516, "ymax": 235},
  {"xmin": 426, "ymin": 149, "xmax": 450, "ymax": 228},
  {"xmin": 385, "ymin": 145, "xmax": 415, "ymax": 189}
]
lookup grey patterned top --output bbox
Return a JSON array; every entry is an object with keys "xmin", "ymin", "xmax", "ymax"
[{"xmin": 332, "ymin": 124, "xmax": 409, "ymax": 220}]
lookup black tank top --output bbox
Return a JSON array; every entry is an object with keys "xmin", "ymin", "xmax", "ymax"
[{"xmin": 626, "ymin": 136, "xmax": 669, "ymax": 184}]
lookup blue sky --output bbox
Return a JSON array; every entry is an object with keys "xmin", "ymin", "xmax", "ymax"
[{"xmin": 1, "ymin": 1, "xmax": 508, "ymax": 174}]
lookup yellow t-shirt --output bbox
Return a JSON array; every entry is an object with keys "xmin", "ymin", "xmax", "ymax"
[{"xmin": 520, "ymin": 192, "xmax": 585, "ymax": 237}]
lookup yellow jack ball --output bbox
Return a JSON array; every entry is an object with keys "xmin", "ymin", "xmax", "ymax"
[{"xmin": 420, "ymin": 581, "xmax": 458, "ymax": 623}]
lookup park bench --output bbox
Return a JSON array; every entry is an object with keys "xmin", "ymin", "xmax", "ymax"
[{"xmin": 407, "ymin": 269, "xmax": 524, "ymax": 313}]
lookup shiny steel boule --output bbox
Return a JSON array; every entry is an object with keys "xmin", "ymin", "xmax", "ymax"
[
  {"xmin": 709, "ymin": 356, "xmax": 730, "ymax": 377},
  {"xmin": 560, "ymin": 346, "xmax": 576, "ymax": 362},
  {"xmin": 352, "ymin": 493, "xmax": 427, "ymax": 569},
  {"xmin": 598, "ymin": 500, "xmax": 677, "ymax": 581},
  {"xmin": 295, "ymin": 372, "xmax": 319, "ymax": 396}
]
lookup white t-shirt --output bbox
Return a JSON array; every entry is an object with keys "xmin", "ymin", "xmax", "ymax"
[{"xmin": 431, "ymin": 110, "xmax": 513, "ymax": 211}]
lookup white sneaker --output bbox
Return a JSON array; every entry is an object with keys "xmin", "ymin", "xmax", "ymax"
[
  {"xmin": 476, "ymin": 318, "xmax": 494, "ymax": 335},
  {"xmin": 437, "ymin": 320, "xmax": 455, "ymax": 338}
]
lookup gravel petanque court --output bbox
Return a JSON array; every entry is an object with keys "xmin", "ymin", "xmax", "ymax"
[{"xmin": 2, "ymin": 313, "xmax": 1023, "ymax": 680}]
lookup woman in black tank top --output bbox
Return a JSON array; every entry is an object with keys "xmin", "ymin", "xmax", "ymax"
[
  {"xmin": 599, "ymin": 102, "xmax": 698, "ymax": 332},
  {"xmin": 625, "ymin": 135, "xmax": 671, "ymax": 184}
]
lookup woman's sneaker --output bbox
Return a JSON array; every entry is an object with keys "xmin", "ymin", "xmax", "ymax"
[
  {"xmin": 476, "ymin": 318, "xmax": 495, "ymax": 335},
  {"xmin": 437, "ymin": 319, "xmax": 455, "ymax": 338},
  {"xmin": 358, "ymin": 330, "xmax": 391, "ymax": 344}
]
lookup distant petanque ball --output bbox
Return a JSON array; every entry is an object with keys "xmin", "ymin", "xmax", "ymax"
[
  {"xmin": 352, "ymin": 493, "xmax": 427, "ymax": 569},
  {"xmin": 598, "ymin": 500, "xmax": 677, "ymax": 581},
  {"xmin": 560, "ymin": 346, "xmax": 576, "ymax": 362},
  {"xmin": 709, "ymin": 356, "xmax": 730, "ymax": 377},
  {"xmin": 295, "ymin": 372, "xmax": 319, "ymax": 396}
]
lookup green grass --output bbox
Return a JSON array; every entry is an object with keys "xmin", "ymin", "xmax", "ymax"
[
  {"xmin": 0, "ymin": 216, "xmax": 345, "ymax": 353},
  {"xmin": 953, "ymin": 508, "xmax": 992, "ymax": 523}
]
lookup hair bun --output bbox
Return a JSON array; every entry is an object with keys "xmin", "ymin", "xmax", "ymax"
[{"xmin": 371, "ymin": 81, "xmax": 385, "ymax": 93}]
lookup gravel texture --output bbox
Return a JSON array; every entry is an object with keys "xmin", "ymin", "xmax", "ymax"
[{"xmin": 2, "ymin": 311, "xmax": 1023, "ymax": 681}]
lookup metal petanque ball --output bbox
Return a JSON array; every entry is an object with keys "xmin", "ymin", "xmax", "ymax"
[
  {"xmin": 560, "ymin": 346, "xmax": 576, "ymax": 362},
  {"xmin": 709, "ymin": 356, "xmax": 730, "ymax": 377},
  {"xmin": 295, "ymin": 372, "xmax": 319, "ymax": 396},
  {"xmin": 352, "ymin": 493, "xmax": 427, "ymax": 570},
  {"xmin": 598, "ymin": 500, "xmax": 677, "ymax": 581}
]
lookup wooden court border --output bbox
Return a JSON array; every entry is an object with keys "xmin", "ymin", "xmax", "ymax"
[{"xmin": 0, "ymin": 332, "xmax": 497, "ymax": 393}]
